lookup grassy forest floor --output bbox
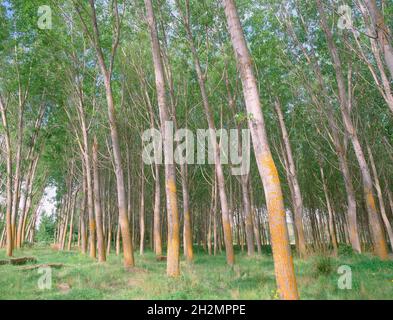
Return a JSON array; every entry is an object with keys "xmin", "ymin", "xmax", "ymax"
[{"xmin": 0, "ymin": 246, "xmax": 393, "ymax": 300}]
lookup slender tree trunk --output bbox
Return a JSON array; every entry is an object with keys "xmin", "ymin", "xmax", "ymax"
[
  {"xmin": 284, "ymin": 9, "xmax": 361, "ymax": 254},
  {"xmin": 320, "ymin": 167, "xmax": 338, "ymax": 256},
  {"xmin": 11, "ymin": 96, "xmax": 25, "ymax": 249},
  {"xmin": 145, "ymin": 0, "xmax": 180, "ymax": 276},
  {"xmin": 153, "ymin": 164, "xmax": 162, "ymax": 256},
  {"xmin": 92, "ymin": 137, "xmax": 106, "ymax": 262},
  {"xmin": 80, "ymin": 166, "xmax": 88, "ymax": 254},
  {"xmin": 67, "ymin": 191, "xmax": 77, "ymax": 251},
  {"xmin": 159, "ymin": 23, "xmax": 194, "ymax": 263},
  {"xmin": 363, "ymin": 0, "xmax": 393, "ymax": 82},
  {"xmin": 116, "ymin": 217, "xmax": 121, "ymax": 256},
  {"xmin": 181, "ymin": 164, "xmax": 193, "ymax": 262},
  {"xmin": 249, "ymin": 183, "xmax": 262, "ymax": 254},
  {"xmin": 367, "ymin": 145, "xmax": 393, "ymax": 252},
  {"xmin": 223, "ymin": 0, "xmax": 299, "ymax": 299},
  {"xmin": 317, "ymin": 0, "xmax": 388, "ymax": 260},
  {"xmin": 274, "ymin": 98, "xmax": 307, "ymax": 257},
  {"xmin": 176, "ymin": 0, "xmax": 235, "ymax": 265},
  {"xmin": 213, "ymin": 175, "xmax": 218, "ymax": 256},
  {"xmin": 1, "ymin": 96, "xmax": 13, "ymax": 257},
  {"xmin": 240, "ymin": 176, "xmax": 255, "ymax": 255},
  {"xmin": 106, "ymin": 206, "xmax": 112, "ymax": 256},
  {"xmin": 139, "ymin": 159, "xmax": 145, "ymax": 255},
  {"xmin": 80, "ymin": 0, "xmax": 134, "ymax": 268}
]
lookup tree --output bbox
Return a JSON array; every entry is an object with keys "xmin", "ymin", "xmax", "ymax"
[
  {"xmin": 222, "ymin": 0, "xmax": 299, "ymax": 299},
  {"xmin": 145, "ymin": 0, "xmax": 181, "ymax": 276}
]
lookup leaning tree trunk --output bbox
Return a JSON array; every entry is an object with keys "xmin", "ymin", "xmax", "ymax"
[
  {"xmin": 317, "ymin": 0, "xmax": 388, "ymax": 260},
  {"xmin": 223, "ymin": 0, "xmax": 299, "ymax": 299},
  {"xmin": 284, "ymin": 9, "xmax": 361, "ymax": 253},
  {"xmin": 176, "ymin": 0, "xmax": 235, "ymax": 265},
  {"xmin": 274, "ymin": 98, "xmax": 307, "ymax": 258},
  {"xmin": 363, "ymin": 0, "xmax": 393, "ymax": 82}
]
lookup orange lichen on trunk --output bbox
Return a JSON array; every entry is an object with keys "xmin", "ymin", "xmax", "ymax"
[
  {"xmin": 166, "ymin": 178, "xmax": 181, "ymax": 277},
  {"xmin": 259, "ymin": 154, "xmax": 299, "ymax": 300}
]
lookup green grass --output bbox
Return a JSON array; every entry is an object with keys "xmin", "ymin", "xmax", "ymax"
[{"xmin": 0, "ymin": 246, "xmax": 392, "ymax": 299}]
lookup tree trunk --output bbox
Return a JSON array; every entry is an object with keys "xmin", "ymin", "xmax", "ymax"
[
  {"xmin": 153, "ymin": 164, "xmax": 162, "ymax": 256},
  {"xmin": 284, "ymin": 8, "xmax": 361, "ymax": 254},
  {"xmin": 317, "ymin": 0, "xmax": 388, "ymax": 260},
  {"xmin": 67, "ymin": 191, "xmax": 77, "ymax": 251},
  {"xmin": 145, "ymin": 0, "xmax": 180, "ymax": 276},
  {"xmin": 367, "ymin": 145, "xmax": 393, "ymax": 252},
  {"xmin": 320, "ymin": 167, "xmax": 338, "ymax": 256},
  {"xmin": 0, "ymin": 96, "xmax": 13, "ymax": 257},
  {"xmin": 82, "ymin": 0, "xmax": 134, "ymax": 268},
  {"xmin": 80, "ymin": 165, "xmax": 88, "ymax": 254},
  {"xmin": 92, "ymin": 137, "xmax": 106, "ymax": 262},
  {"xmin": 274, "ymin": 98, "xmax": 307, "ymax": 258},
  {"xmin": 139, "ymin": 159, "xmax": 145, "ymax": 255},
  {"xmin": 363, "ymin": 0, "xmax": 393, "ymax": 82},
  {"xmin": 223, "ymin": 0, "xmax": 299, "ymax": 299},
  {"xmin": 176, "ymin": 0, "xmax": 235, "ymax": 265}
]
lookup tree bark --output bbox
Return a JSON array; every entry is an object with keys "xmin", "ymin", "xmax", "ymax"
[
  {"xmin": 274, "ymin": 98, "xmax": 307, "ymax": 258},
  {"xmin": 367, "ymin": 144, "xmax": 393, "ymax": 252},
  {"xmin": 92, "ymin": 137, "xmax": 106, "ymax": 262},
  {"xmin": 0, "ymin": 96, "xmax": 13, "ymax": 257},
  {"xmin": 139, "ymin": 159, "xmax": 145, "ymax": 255},
  {"xmin": 223, "ymin": 0, "xmax": 299, "ymax": 299},
  {"xmin": 363, "ymin": 0, "xmax": 393, "ymax": 82},
  {"xmin": 320, "ymin": 167, "xmax": 338, "ymax": 256},
  {"xmin": 145, "ymin": 0, "xmax": 180, "ymax": 276}
]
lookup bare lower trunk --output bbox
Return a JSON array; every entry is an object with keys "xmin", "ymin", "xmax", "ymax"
[
  {"xmin": 1, "ymin": 97, "xmax": 13, "ymax": 257},
  {"xmin": 67, "ymin": 191, "xmax": 77, "ymax": 251},
  {"xmin": 11, "ymin": 97, "xmax": 25, "ymax": 249},
  {"xmin": 367, "ymin": 145, "xmax": 393, "ymax": 252},
  {"xmin": 139, "ymin": 160, "xmax": 145, "ymax": 255},
  {"xmin": 181, "ymin": 164, "xmax": 193, "ymax": 262},
  {"xmin": 240, "ymin": 176, "xmax": 255, "ymax": 256},
  {"xmin": 153, "ymin": 164, "xmax": 162, "ymax": 256},
  {"xmin": 93, "ymin": 137, "xmax": 106, "ymax": 262},
  {"xmin": 320, "ymin": 167, "xmax": 338, "ymax": 256},
  {"xmin": 249, "ymin": 183, "xmax": 262, "ymax": 254}
]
